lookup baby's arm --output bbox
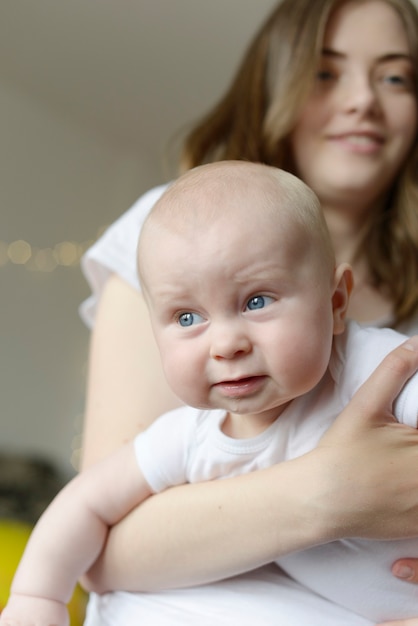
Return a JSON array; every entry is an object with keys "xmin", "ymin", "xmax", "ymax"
[{"xmin": 0, "ymin": 442, "xmax": 151, "ymax": 626}]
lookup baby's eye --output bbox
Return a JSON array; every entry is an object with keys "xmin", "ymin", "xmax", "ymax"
[
  {"xmin": 246, "ymin": 295, "xmax": 274, "ymax": 311},
  {"xmin": 178, "ymin": 312, "xmax": 205, "ymax": 327}
]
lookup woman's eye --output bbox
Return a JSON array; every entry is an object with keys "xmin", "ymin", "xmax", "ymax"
[
  {"xmin": 377, "ymin": 66, "xmax": 415, "ymax": 90},
  {"xmin": 387, "ymin": 73, "xmax": 403, "ymax": 83},
  {"xmin": 385, "ymin": 74, "xmax": 414, "ymax": 89},
  {"xmin": 178, "ymin": 312, "xmax": 204, "ymax": 327},
  {"xmin": 316, "ymin": 69, "xmax": 336, "ymax": 82},
  {"xmin": 246, "ymin": 295, "xmax": 273, "ymax": 311}
]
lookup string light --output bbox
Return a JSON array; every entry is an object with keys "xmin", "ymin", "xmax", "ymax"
[
  {"xmin": 3, "ymin": 230, "xmax": 108, "ymax": 470},
  {"xmin": 0, "ymin": 232, "xmax": 105, "ymax": 272}
]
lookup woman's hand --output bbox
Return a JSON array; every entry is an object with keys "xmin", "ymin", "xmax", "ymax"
[
  {"xmin": 324, "ymin": 336, "xmax": 418, "ymax": 626},
  {"xmin": 313, "ymin": 335, "xmax": 418, "ymax": 541}
]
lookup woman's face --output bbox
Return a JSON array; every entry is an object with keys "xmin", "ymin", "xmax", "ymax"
[{"xmin": 288, "ymin": 0, "xmax": 417, "ymax": 212}]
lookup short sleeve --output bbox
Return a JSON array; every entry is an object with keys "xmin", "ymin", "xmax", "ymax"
[
  {"xmin": 133, "ymin": 406, "xmax": 201, "ymax": 493},
  {"xmin": 79, "ymin": 183, "xmax": 170, "ymax": 328}
]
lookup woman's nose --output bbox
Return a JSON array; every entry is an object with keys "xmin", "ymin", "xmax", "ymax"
[
  {"xmin": 340, "ymin": 74, "xmax": 381, "ymax": 117},
  {"xmin": 209, "ymin": 322, "xmax": 252, "ymax": 360}
]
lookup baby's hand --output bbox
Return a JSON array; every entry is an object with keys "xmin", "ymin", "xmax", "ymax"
[{"xmin": 0, "ymin": 593, "xmax": 68, "ymax": 626}]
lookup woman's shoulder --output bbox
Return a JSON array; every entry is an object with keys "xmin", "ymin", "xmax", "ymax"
[{"xmin": 80, "ymin": 182, "xmax": 170, "ymax": 327}]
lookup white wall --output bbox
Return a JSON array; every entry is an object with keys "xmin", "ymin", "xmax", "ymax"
[
  {"xmin": 4, "ymin": 0, "xmax": 415, "ymax": 480},
  {"xmin": 0, "ymin": 82, "xmax": 162, "ymax": 477},
  {"xmin": 0, "ymin": 0, "xmax": 278, "ymax": 480}
]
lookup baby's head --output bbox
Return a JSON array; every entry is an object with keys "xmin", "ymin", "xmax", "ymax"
[
  {"xmin": 138, "ymin": 161, "xmax": 352, "ymax": 419},
  {"xmin": 139, "ymin": 161, "xmax": 336, "ymax": 284}
]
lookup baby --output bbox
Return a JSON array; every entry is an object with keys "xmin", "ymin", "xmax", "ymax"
[{"xmin": 2, "ymin": 161, "xmax": 418, "ymax": 626}]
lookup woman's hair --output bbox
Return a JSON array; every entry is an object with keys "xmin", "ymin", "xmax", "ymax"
[{"xmin": 180, "ymin": 0, "xmax": 418, "ymax": 327}]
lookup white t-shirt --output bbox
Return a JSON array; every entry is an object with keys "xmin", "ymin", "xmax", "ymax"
[
  {"xmin": 80, "ymin": 186, "xmax": 418, "ymax": 626},
  {"xmin": 80, "ymin": 183, "xmax": 169, "ymax": 328}
]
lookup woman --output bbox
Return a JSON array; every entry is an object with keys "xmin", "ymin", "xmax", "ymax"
[{"xmin": 80, "ymin": 0, "xmax": 418, "ymax": 623}]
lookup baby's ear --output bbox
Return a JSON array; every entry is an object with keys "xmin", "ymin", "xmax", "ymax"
[{"xmin": 332, "ymin": 263, "xmax": 354, "ymax": 335}]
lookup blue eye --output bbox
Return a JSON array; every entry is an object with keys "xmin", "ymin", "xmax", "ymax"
[
  {"xmin": 246, "ymin": 296, "xmax": 273, "ymax": 311},
  {"xmin": 178, "ymin": 312, "xmax": 204, "ymax": 327}
]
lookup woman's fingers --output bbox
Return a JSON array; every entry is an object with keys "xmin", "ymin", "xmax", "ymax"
[
  {"xmin": 392, "ymin": 559, "xmax": 418, "ymax": 583},
  {"xmin": 313, "ymin": 337, "xmax": 418, "ymax": 541},
  {"xmin": 332, "ymin": 335, "xmax": 418, "ymax": 435}
]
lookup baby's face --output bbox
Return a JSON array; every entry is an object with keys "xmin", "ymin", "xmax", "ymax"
[{"xmin": 140, "ymin": 199, "xmax": 341, "ymax": 423}]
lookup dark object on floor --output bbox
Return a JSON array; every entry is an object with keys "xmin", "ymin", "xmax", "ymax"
[{"xmin": 0, "ymin": 454, "xmax": 65, "ymax": 524}]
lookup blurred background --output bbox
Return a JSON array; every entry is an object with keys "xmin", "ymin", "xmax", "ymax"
[{"xmin": 1, "ymin": 1, "xmax": 278, "ymax": 479}]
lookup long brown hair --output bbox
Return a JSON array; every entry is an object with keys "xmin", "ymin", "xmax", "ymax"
[{"xmin": 180, "ymin": 0, "xmax": 418, "ymax": 327}]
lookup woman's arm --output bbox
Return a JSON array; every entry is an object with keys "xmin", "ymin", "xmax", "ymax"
[
  {"xmin": 80, "ymin": 276, "xmax": 418, "ymax": 592},
  {"xmin": 80, "ymin": 274, "xmax": 182, "ymax": 468}
]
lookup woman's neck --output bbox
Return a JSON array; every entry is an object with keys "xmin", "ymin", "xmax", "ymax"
[
  {"xmin": 323, "ymin": 203, "xmax": 393, "ymax": 325},
  {"xmin": 322, "ymin": 198, "xmax": 369, "ymax": 261}
]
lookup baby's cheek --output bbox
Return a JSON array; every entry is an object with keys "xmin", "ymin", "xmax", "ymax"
[{"xmin": 163, "ymin": 352, "xmax": 197, "ymax": 402}]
